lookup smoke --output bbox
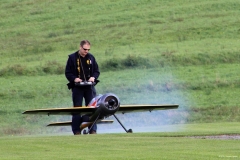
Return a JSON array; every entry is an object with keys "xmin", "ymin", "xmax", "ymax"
[
  {"xmin": 98, "ymin": 109, "xmax": 188, "ymax": 134},
  {"xmin": 97, "ymin": 69, "xmax": 190, "ymax": 134}
]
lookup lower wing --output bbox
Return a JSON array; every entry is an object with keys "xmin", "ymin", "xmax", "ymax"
[{"xmin": 47, "ymin": 120, "xmax": 114, "ymax": 126}]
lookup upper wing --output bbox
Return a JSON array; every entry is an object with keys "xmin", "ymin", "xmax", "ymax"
[
  {"xmin": 22, "ymin": 107, "xmax": 96, "ymax": 115},
  {"xmin": 117, "ymin": 104, "xmax": 179, "ymax": 114},
  {"xmin": 22, "ymin": 104, "xmax": 179, "ymax": 115}
]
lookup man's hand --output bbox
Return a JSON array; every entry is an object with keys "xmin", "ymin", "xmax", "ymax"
[
  {"xmin": 88, "ymin": 77, "xmax": 95, "ymax": 82},
  {"xmin": 74, "ymin": 78, "xmax": 82, "ymax": 83}
]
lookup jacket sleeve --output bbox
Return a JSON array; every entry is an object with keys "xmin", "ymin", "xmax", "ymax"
[
  {"xmin": 91, "ymin": 56, "xmax": 100, "ymax": 80},
  {"xmin": 65, "ymin": 55, "xmax": 78, "ymax": 83}
]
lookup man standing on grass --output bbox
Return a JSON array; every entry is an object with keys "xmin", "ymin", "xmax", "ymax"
[{"xmin": 65, "ymin": 40, "xmax": 100, "ymax": 135}]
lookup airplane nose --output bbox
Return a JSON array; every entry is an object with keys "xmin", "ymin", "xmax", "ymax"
[{"xmin": 108, "ymin": 99, "xmax": 115, "ymax": 106}]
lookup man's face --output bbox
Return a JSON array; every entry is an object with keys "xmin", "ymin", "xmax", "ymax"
[{"xmin": 79, "ymin": 44, "xmax": 90, "ymax": 57}]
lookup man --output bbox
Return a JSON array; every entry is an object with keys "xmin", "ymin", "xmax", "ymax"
[{"xmin": 65, "ymin": 40, "xmax": 100, "ymax": 135}]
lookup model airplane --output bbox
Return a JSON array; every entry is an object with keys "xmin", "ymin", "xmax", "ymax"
[{"xmin": 23, "ymin": 93, "xmax": 179, "ymax": 134}]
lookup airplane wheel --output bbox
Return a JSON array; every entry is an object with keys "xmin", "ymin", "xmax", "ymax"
[
  {"xmin": 83, "ymin": 130, "xmax": 88, "ymax": 134},
  {"xmin": 127, "ymin": 129, "xmax": 133, "ymax": 133}
]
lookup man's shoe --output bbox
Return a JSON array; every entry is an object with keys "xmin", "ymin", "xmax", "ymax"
[
  {"xmin": 74, "ymin": 132, "xmax": 81, "ymax": 135},
  {"xmin": 89, "ymin": 130, "xmax": 97, "ymax": 134}
]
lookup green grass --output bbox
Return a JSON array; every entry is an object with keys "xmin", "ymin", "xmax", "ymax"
[
  {"xmin": 1, "ymin": 0, "xmax": 240, "ymax": 66},
  {"xmin": 1, "ymin": 0, "xmax": 240, "ymax": 136},
  {"xmin": 0, "ymin": 123, "xmax": 240, "ymax": 160}
]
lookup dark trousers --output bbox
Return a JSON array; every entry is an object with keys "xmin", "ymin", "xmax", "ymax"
[{"xmin": 71, "ymin": 86, "xmax": 97, "ymax": 134}]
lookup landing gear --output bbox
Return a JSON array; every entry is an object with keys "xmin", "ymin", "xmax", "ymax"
[
  {"xmin": 113, "ymin": 114, "xmax": 133, "ymax": 133},
  {"xmin": 83, "ymin": 113, "xmax": 100, "ymax": 134},
  {"xmin": 83, "ymin": 130, "xmax": 87, "ymax": 134},
  {"xmin": 82, "ymin": 113, "xmax": 133, "ymax": 134},
  {"xmin": 127, "ymin": 129, "xmax": 133, "ymax": 133}
]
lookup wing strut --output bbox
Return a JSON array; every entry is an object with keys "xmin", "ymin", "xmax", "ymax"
[
  {"xmin": 83, "ymin": 113, "xmax": 101, "ymax": 134},
  {"xmin": 113, "ymin": 114, "xmax": 132, "ymax": 133}
]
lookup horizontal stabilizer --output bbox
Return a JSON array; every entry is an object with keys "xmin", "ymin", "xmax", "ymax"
[{"xmin": 47, "ymin": 120, "xmax": 114, "ymax": 126}]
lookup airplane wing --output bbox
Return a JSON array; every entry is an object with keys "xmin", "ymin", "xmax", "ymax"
[
  {"xmin": 22, "ymin": 107, "xmax": 96, "ymax": 115},
  {"xmin": 47, "ymin": 120, "xmax": 114, "ymax": 126},
  {"xmin": 22, "ymin": 104, "xmax": 178, "ymax": 115},
  {"xmin": 117, "ymin": 104, "xmax": 179, "ymax": 114}
]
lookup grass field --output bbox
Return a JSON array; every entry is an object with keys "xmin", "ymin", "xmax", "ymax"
[
  {"xmin": 0, "ymin": 0, "xmax": 240, "ymax": 159},
  {"xmin": 1, "ymin": 123, "xmax": 240, "ymax": 160}
]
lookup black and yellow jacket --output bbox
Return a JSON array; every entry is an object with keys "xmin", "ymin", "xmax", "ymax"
[{"xmin": 65, "ymin": 51, "xmax": 100, "ymax": 89}]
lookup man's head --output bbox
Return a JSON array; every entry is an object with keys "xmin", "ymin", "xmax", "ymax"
[{"xmin": 79, "ymin": 40, "xmax": 91, "ymax": 57}]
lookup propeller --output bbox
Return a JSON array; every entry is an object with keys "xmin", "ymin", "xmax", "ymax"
[
  {"xmin": 103, "ymin": 95, "xmax": 119, "ymax": 111},
  {"xmin": 108, "ymin": 99, "xmax": 116, "ymax": 106}
]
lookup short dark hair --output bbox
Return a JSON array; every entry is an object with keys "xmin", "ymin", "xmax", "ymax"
[{"xmin": 80, "ymin": 40, "xmax": 91, "ymax": 47}]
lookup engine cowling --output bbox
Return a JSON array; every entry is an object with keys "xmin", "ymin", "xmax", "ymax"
[{"xmin": 97, "ymin": 93, "xmax": 120, "ymax": 116}]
